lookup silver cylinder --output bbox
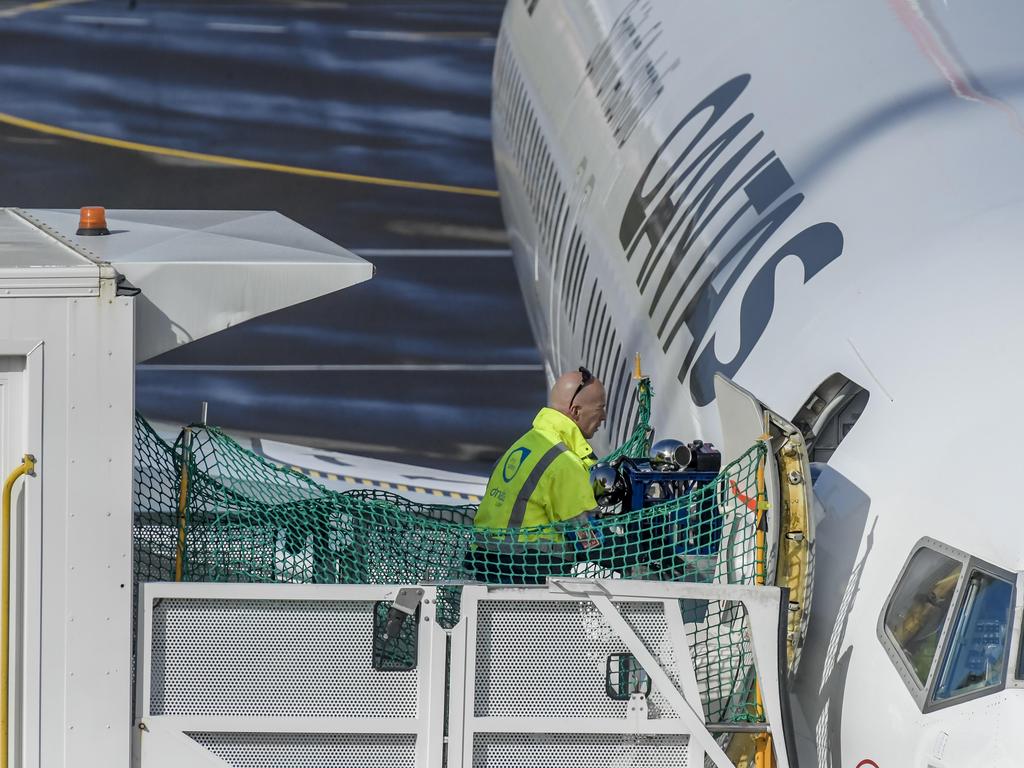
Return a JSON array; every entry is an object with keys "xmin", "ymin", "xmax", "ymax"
[
  {"xmin": 590, "ymin": 463, "xmax": 623, "ymax": 506},
  {"xmin": 649, "ymin": 438, "xmax": 692, "ymax": 469}
]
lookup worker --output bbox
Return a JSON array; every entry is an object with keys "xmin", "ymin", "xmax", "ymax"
[{"xmin": 469, "ymin": 366, "xmax": 606, "ymax": 584}]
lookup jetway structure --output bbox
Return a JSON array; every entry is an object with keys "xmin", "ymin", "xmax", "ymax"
[
  {"xmin": 135, "ymin": 580, "xmax": 797, "ymax": 768},
  {"xmin": 0, "ymin": 207, "xmax": 371, "ymax": 768}
]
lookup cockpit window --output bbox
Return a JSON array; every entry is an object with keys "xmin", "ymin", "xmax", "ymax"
[
  {"xmin": 883, "ymin": 548, "xmax": 963, "ymax": 687},
  {"xmin": 880, "ymin": 540, "xmax": 1017, "ymax": 711},
  {"xmin": 933, "ymin": 571, "xmax": 1013, "ymax": 701}
]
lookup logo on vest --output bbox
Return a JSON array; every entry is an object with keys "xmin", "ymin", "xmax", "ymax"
[{"xmin": 502, "ymin": 446, "xmax": 531, "ymax": 483}]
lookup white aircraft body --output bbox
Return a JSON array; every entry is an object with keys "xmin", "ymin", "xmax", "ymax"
[{"xmin": 493, "ymin": 1, "xmax": 1024, "ymax": 766}]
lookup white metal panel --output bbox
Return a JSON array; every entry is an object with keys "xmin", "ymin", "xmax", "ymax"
[
  {"xmin": 0, "ymin": 209, "xmax": 93, "ymax": 269},
  {"xmin": 29, "ymin": 297, "xmax": 80, "ymax": 768},
  {"xmin": 470, "ymin": 598, "xmax": 684, "ymax": 720},
  {"xmin": 0, "ymin": 288, "xmax": 136, "ymax": 768},
  {"xmin": 471, "ymin": 733, "xmax": 690, "ymax": 768},
  {"xmin": 24, "ymin": 210, "xmax": 361, "ymax": 265},
  {"xmin": 450, "ymin": 581, "xmax": 795, "ymax": 768},
  {"xmin": 0, "ymin": 343, "xmax": 43, "ymax": 768},
  {"xmin": 15, "ymin": 209, "xmax": 374, "ymax": 361},
  {"xmin": 136, "ymin": 583, "xmax": 445, "ymax": 768},
  {"xmin": 188, "ymin": 733, "xmax": 419, "ymax": 768},
  {"xmin": 712, "ymin": 375, "xmax": 782, "ymax": 586},
  {"xmin": 138, "ymin": 720, "xmax": 231, "ymax": 768},
  {"xmin": 0, "ymin": 210, "xmax": 100, "ymax": 298},
  {"xmin": 714, "ymin": 375, "xmax": 769, "ymax": 469},
  {"xmin": 148, "ymin": 598, "xmax": 421, "ymax": 718},
  {"xmin": 64, "ymin": 288, "xmax": 136, "ymax": 765},
  {"xmin": 554, "ymin": 579, "xmax": 795, "ymax": 767}
]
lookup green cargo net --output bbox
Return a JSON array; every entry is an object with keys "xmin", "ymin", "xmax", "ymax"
[
  {"xmin": 601, "ymin": 376, "xmax": 653, "ymax": 463},
  {"xmin": 132, "ymin": 378, "xmax": 767, "ymax": 724}
]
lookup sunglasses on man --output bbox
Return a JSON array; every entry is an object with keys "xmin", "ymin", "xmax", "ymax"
[{"xmin": 569, "ymin": 366, "xmax": 593, "ymax": 409}]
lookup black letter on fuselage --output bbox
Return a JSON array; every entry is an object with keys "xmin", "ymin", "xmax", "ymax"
[
  {"xmin": 619, "ymin": 75, "xmax": 752, "ymax": 258},
  {"xmin": 637, "ymin": 117, "xmax": 761, "ymax": 295},
  {"xmin": 665, "ymin": 192, "xmax": 805, "ymax": 360},
  {"xmin": 686, "ymin": 222, "xmax": 844, "ymax": 406}
]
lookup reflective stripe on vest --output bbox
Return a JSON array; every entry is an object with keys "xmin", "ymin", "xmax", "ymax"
[{"xmin": 507, "ymin": 442, "xmax": 568, "ymax": 528}]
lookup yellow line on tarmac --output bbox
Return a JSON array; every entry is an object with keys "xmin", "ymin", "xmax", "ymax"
[
  {"xmin": 0, "ymin": 0, "xmax": 89, "ymax": 18},
  {"xmin": 0, "ymin": 111, "xmax": 501, "ymax": 198}
]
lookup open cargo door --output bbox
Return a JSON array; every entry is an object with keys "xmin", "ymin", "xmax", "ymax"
[{"xmin": 714, "ymin": 374, "xmax": 814, "ymax": 675}]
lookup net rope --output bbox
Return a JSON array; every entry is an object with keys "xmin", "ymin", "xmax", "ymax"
[{"xmin": 132, "ymin": 378, "xmax": 767, "ymax": 723}]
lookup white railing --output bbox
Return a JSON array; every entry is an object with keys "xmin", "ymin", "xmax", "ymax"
[
  {"xmin": 449, "ymin": 579, "xmax": 794, "ymax": 768},
  {"xmin": 135, "ymin": 580, "xmax": 795, "ymax": 768},
  {"xmin": 134, "ymin": 583, "xmax": 446, "ymax": 768}
]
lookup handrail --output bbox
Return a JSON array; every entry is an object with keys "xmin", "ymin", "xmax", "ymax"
[{"xmin": 2, "ymin": 454, "xmax": 34, "ymax": 768}]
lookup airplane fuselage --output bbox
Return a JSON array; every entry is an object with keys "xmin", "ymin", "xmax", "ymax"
[{"xmin": 494, "ymin": 2, "xmax": 1024, "ymax": 765}]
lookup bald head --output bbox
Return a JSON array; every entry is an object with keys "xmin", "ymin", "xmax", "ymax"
[{"xmin": 549, "ymin": 369, "xmax": 607, "ymax": 439}]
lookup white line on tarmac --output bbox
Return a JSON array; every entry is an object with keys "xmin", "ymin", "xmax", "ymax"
[
  {"xmin": 206, "ymin": 21, "xmax": 286, "ymax": 34},
  {"xmin": 345, "ymin": 29, "xmax": 494, "ymax": 43},
  {"xmin": 354, "ymin": 249, "xmax": 512, "ymax": 258},
  {"xmin": 137, "ymin": 364, "xmax": 544, "ymax": 372},
  {"xmin": 64, "ymin": 14, "xmax": 149, "ymax": 25}
]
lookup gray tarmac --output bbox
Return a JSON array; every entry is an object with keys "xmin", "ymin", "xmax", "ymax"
[{"xmin": 0, "ymin": 0, "xmax": 544, "ymax": 472}]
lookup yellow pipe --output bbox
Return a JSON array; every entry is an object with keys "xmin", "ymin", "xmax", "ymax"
[
  {"xmin": 2, "ymin": 454, "xmax": 35, "ymax": 768},
  {"xmin": 755, "ymin": 456, "xmax": 766, "ymax": 586}
]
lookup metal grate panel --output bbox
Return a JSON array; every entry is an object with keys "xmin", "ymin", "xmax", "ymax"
[
  {"xmin": 189, "ymin": 732, "xmax": 417, "ymax": 768},
  {"xmin": 473, "ymin": 600, "xmax": 683, "ymax": 719},
  {"xmin": 149, "ymin": 598, "xmax": 419, "ymax": 717},
  {"xmin": 472, "ymin": 733, "xmax": 689, "ymax": 768}
]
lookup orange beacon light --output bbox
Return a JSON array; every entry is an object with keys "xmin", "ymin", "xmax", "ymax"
[{"xmin": 76, "ymin": 206, "xmax": 110, "ymax": 236}]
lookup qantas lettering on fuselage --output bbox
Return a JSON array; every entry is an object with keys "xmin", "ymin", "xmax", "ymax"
[{"xmin": 618, "ymin": 74, "xmax": 844, "ymax": 406}]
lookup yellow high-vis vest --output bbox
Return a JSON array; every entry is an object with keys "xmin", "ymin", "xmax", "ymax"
[{"xmin": 474, "ymin": 407, "xmax": 598, "ymax": 541}]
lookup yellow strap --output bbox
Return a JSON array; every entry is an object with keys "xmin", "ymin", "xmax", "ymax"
[{"xmin": 175, "ymin": 429, "xmax": 192, "ymax": 582}]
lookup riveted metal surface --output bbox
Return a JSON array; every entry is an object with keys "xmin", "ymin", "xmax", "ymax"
[
  {"xmin": 149, "ymin": 598, "xmax": 420, "ymax": 717},
  {"xmin": 473, "ymin": 600, "xmax": 684, "ymax": 719},
  {"xmin": 189, "ymin": 732, "xmax": 418, "ymax": 768},
  {"xmin": 471, "ymin": 733, "xmax": 689, "ymax": 768}
]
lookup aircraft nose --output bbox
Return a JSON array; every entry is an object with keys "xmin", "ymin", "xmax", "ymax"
[
  {"xmin": 987, "ymin": 692, "xmax": 1024, "ymax": 767},
  {"xmin": 917, "ymin": 690, "xmax": 1024, "ymax": 767}
]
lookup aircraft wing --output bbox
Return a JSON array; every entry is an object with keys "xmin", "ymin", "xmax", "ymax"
[{"xmin": 149, "ymin": 421, "xmax": 487, "ymax": 504}]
